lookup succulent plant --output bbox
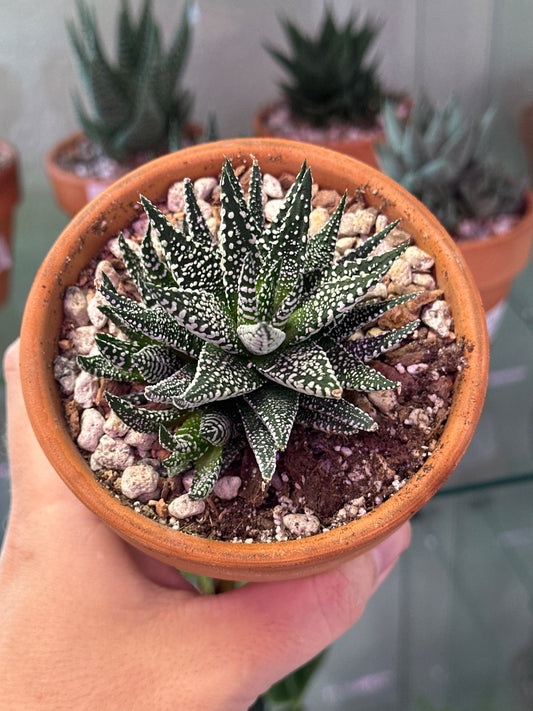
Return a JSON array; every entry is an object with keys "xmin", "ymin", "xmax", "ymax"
[
  {"xmin": 376, "ymin": 95, "xmax": 526, "ymax": 234},
  {"xmin": 266, "ymin": 7, "xmax": 384, "ymax": 129},
  {"xmin": 78, "ymin": 158, "xmax": 419, "ymax": 500},
  {"xmin": 68, "ymin": 0, "xmax": 194, "ymax": 162}
]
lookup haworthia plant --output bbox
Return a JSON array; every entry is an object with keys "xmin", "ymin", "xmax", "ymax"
[
  {"xmin": 376, "ymin": 94, "xmax": 526, "ymax": 233},
  {"xmin": 68, "ymin": 0, "xmax": 195, "ymax": 161},
  {"xmin": 79, "ymin": 158, "xmax": 420, "ymax": 499},
  {"xmin": 265, "ymin": 7, "xmax": 384, "ymax": 128}
]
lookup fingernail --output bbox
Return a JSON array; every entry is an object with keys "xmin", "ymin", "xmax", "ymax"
[{"xmin": 371, "ymin": 522, "xmax": 411, "ymax": 588}]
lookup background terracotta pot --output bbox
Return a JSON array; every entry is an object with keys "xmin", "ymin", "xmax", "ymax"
[
  {"xmin": 0, "ymin": 139, "xmax": 21, "ymax": 307},
  {"xmin": 253, "ymin": 103, "xmax": 384, "ymax": 169},
  {"xmin": 21, "ymin": 138, "xmax": 489, "ymax": 581},
  {"xmin": 457, "ymin": 191, "xmax": 533, "ymax": 312},
  {"xmin": 45, "ymin": 127, "xmax": 204, "ymax": 217}
]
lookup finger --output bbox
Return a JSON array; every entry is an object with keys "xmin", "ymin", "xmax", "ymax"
[
  {"xmin": 3, "ymin": 339, "xmax": 87, "ymax": 511},
  {"xmin": 198, "ymin": 523, "xmax": 411, "ymax": 698}
]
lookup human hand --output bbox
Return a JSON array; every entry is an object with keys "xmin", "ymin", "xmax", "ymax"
[{"xmin": 0, "ymin": 340, "xmax": 410, "ymax": 711}]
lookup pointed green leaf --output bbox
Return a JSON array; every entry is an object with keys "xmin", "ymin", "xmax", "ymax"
[
  {"xmin": 147, "ymin": 282, "xmax": 242, "ymax": 354},
  {"xmin": 304, "ymin": 192, "xmax": 346, "ymax": 272},
  {"xmin": 106, "ymin": 392, "xmax": 181, "ymax": 434},
  {"xmin": 77, "ymin": 354, "xmax": 140, "ymax": 383},
  {"xmin": 179, "ymin": 342, "xmax": 264, "ymax": 406},
  {"xmin": 349, "ymin": 219, "xmax": 401, "ymax": 260},
  {"xmin": 189, "ymin": 445, "xmax": 224, "ymax": 500},
  {"xmin": 145, "ymin": 363, "xmax": 195, "ymax": 405},
  {"xmin": 237, "ymin": 400, "xmax": 278, "ymax": 483},
  {"xmin": 326, "ymin": 293, "xmax": 418, "ymax": 342},
  {"xmin": 244, "ymin": 385, "xmax": 299, "ymax": 451},
  {"xmin": 237, "ymin": 252, "xmax": 260, "ymax": 325},
  {"xmin": 344, "ymin": 320, "xmax": 420, "ymax": 362},
  {"xmin": 326, "ymin": 343, "xmax": 400, "ymax": 390},
  {"xmin": 255, "ymin": 342, "xmax": 342, "ymax": 398},
  {"xmin": 141, "ymin": 195, "xmax": 223, "ymax": 294},
  {"xmin": 297, "ymin": 395, "xmax": 377, "ymax": 434},
  {"xmin": 218, "ymin": 160, "xmax": 261, "ymax": 305},
  {"xmin": 247, "ymin": 159, "xmax": 264, "ymax": 232},
  {"xmin": 131, "ymin": 344, "xmax": 185, "ymax": 384}
]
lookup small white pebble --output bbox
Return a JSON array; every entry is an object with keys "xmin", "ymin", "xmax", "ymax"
[
  {"xmin": 73, "ymin": 370, "xmax": 99, "ymax": 409},
  {"xmin": 264, "ymin": 198, "xmax": 284, "ymax": 223},
  {"xmin": 87, "ymin": 291, "xmax": 108, "ymax": 329},
  {"xmin": 263, "ymin": 173, "xmax": 284, "ymax": 198},
  {"xmin": 64, "ymin": 286, "xmax": 89, "ymax": 326},
  {"xmin": 71, "ymin": 325, "xmax": 97, "ymax": 355},
  {"xmin": 282, "ymin": 513, "xmax": 321, "ymax": 537},
  {"xmin": 213, "ymin": 475, "xmax": 242, "ymax": 500},
  {"xmin": 167, "ymin": 181, "xmax": 185, "ymax": 212},
  {"xmin": 194, "ymin": 176, "xmax": 217, "ymax": 201},
  {"xmin": 121, "ymin": 462, "xmax": 160, "ymax": 501},
  {"xmin": 168, "ymin": 494, "xmax": 205, "ymax": 519},
  {"xmin": 124, "ymin": 430, "xmax": 157, "ymax": 450},
  {"xmin": 421, "ymin": 300, "xmax": 453, "ymax": 338},
  {"xmin": 90, "ymin": 434, "xmax": 135, "ymax": 471},
  {"xmin": 77, "ymin": 408, "xmax": 105, "ymax": 452},
  {"xmin": 103, "ymin": 410, "xmax": 130, "ymax": 438}
]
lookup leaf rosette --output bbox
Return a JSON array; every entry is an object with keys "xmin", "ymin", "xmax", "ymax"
[{"xmin": 79, "ymin": 158, "xmax": 419, "ymax": 499}]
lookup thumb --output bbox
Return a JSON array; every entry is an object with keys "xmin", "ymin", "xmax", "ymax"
[{"xmin": 207, "ymin": 522, "xmax": 411, "ymax": 698}]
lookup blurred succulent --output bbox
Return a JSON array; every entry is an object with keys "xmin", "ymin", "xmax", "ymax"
[
  {"xmin": 266, "ymin": 7, "xmax": 384, "ymax": 128},
  {"xmin": 79, "ymin": 158, "xmax": 419, "ymax": 500},
  {"xmin": 68, "ymin": 0, "xmax": 195, "ymax": 162},
  {"xmin": 376, "ymin": 95, "xmax": 526, "ymax": 233}
]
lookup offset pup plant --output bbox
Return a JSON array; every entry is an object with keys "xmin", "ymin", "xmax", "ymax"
[{"xmin": 79, "ymin": 159, "xmax": 418, "ymax": 500}]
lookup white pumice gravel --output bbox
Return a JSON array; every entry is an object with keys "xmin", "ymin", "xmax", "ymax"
[
  {"xmin": 63, "ymin": 286, "xmax": 89, "ymax": 326},
  {"xmin": 282, "ymin": 513, "xmax": 321, "ymax": 537},
  {"xmin": 121, "ymin": 462, "xmax": 160, "ymax": 501},
  {"xmin": 54, "ymin": 356, "xmax": 79, "ymax": 396},
  {"xmin": 90, "ymin": 434, "xmax": 135, "ymax": 471},
  {"xmin": 71, "ymin": 325, "xmax": 97, "ymax": 355},
  {"xmin": 103, "ymin": 411, "xmax": 130, "ymax": 438},
  {"xmin": 73, "ymin": 371, "xmax": 99, "ymax": 408},
  {"xmin": 77, "ymin": 408, "xmax": 105, "ymax": 452},
  {"xmin": 213, "ymin": 475, "xmax": 242, "ymax": 500},
  {"xmin": 421, "ymin": 300, "xmax": 454, "ymax": 338},
  {"xmin": 87, "ymin": 291, "xmax": 108, "ymax": 329},
  {"xmin": 168, "ymin": 494, "xmax": 206, "ymax": 519}
]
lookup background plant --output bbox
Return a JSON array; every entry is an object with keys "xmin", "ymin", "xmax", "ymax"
[
  {"xmin": 376, "ymin": 94, "xmax": 526, "ymax": 235},
  {"xmin": 68, "ymin": 0, "xmax": 195, "ymax": 162},
  {"xmin": 80, "ymin": 158, "xmax": 419, "ymax": 500},
  {"xmin": 265, "ymin": 7, "xmax": 385, "ymax": 129}
]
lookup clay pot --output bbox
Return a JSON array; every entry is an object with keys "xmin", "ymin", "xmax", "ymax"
[
  {"xmin": 457, "ymin": 191, "xmax": 533, "ymax": 312},
  {"xmin": 21, "ymin": 138, "xmax": 489, "ymax": 581},
  {"xmin": 0, "ymin": 139, "xmax": 21, "ymax": 307},
  {"xmin": 45, "ymin": 127, "xmax": 204, "ymax": 217}
]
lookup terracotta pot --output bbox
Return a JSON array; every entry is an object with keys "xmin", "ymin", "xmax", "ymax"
[
  {"xmin": 0, "ymin": 139, "xmax": 21, "ymax": 307},
  {"xmin": 21, "ymin": 138, "xmax": 489, "ymax": 581},
  {"xmin": 253, "ymin": 101, "xmax": 413, "ymax": 170},
  {"xmin": 45, "ymin": 127, "xmax": 204, "ymax": 217},
  {"xmin": 456, "ymin": 191, "xmax": 533, "ymax": 312}
]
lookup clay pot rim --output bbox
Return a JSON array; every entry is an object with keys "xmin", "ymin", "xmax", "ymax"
[{"xmin": 21, "ymin": 138, "xmax": 489, "ymax": 580}]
